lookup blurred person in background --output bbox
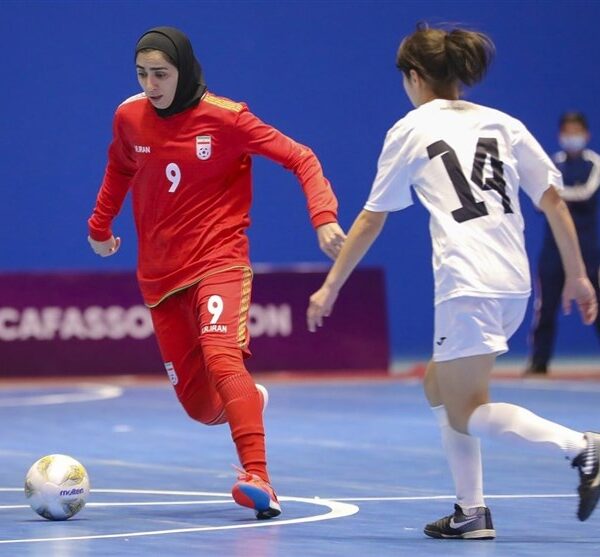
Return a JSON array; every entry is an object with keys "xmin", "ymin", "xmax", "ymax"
[{"xmin": 526, "ymin": 112, "xmax": 600, "ymax": 375}]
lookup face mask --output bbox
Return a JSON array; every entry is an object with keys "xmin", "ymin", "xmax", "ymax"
[{"xmin": 559, "ymin": 134, "xmax": 587, "ymax": 153}]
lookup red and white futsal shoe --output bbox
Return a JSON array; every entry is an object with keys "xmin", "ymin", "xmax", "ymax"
[{"xmin": 232, "ymin": 468, "xmax": 282, "ymax": 520}]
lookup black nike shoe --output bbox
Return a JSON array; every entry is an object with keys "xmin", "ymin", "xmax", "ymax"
[
  {"xmin": 424, "ymin": 504, "xmax": 495, "ymax": 540},
  {"xmin": 572, "ymin": 432, "xmax": 600, "ymax": 521}
]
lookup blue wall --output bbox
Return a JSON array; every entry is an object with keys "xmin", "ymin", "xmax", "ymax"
[{"xmin": 2, "ymin": 0, "xmax": 599, "ymax": 360}]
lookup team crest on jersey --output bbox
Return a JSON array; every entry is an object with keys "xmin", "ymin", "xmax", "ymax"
[{"xmin": 196, "ymin": 135, "xmax": 212, "ymax": 160}]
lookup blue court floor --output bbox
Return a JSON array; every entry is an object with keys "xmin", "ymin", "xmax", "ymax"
[{"xmin": 1, "ymin": 375, "xmax": 600, "ymax": 556}]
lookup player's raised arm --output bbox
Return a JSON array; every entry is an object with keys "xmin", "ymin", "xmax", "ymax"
[{"xmin": 307, "ymin": 209, "xmax": 387, "ymax": 332}]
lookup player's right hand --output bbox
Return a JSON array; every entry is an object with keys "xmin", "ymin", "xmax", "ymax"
[
  {"xmin": 562, "ymin": 275, "xmax": 598, "ymax": 325},
  {"xmin": 88, "ymin": 235, "xmax": 121, "ymax": 257},
  {"xmin": 307, "ymin": 284, "xmax": 339, "ymax": 333}
]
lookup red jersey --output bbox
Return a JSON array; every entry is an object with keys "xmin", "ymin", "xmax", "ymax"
[{"xmin": 88, "ymin": 91, "xmax": 338, "ymax": 307}]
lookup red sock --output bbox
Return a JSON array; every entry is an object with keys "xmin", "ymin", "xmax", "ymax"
[{"xmin": 204, "ymin": 346, "xmax": 270, "ymax": 483}]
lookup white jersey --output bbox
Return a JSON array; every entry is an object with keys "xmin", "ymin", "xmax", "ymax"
[{"xmin": 365, "ymin": 99, "xmax": 563, "ymax": 305}]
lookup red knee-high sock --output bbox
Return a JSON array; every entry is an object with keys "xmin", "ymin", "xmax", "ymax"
[
  {"xmin": 219, "ymin": 374, "xmax": 269, "ymax": 482},
  {"xmin": 204, "ymin": 346, "xmax": 269, "ymax": 483}
]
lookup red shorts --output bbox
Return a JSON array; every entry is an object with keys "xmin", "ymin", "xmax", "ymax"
[{"xmin": 149, "ymin": 267, "xmax": 252, "ymax": 400}]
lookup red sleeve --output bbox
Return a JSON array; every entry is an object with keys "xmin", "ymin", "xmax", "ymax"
[
  {"xmin": 87, "ymin": 110, "xmax": 137, "ymax": 241},
  {"xmin": 234, "ymin": 108, "xmax": 338, "ymax": 228}
]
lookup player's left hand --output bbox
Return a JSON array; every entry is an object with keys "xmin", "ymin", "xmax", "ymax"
[
  {"xmin": 316, "ymin": 223, "xmax": 347, "ymax": 260},
  {"xmin": 562, "ymin": 275, "xmax": 598, "ymax": 324},
  {"xmin": 307, "ymin": 284, "xmax": 339, "ymax": 332}
]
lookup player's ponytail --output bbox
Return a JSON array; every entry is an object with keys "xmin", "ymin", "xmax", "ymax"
[
  {"xmin": 396, "ymin": 23, "xmax": 495, "ymax": 97},
  {"xmin": 444, "ymin": 28, "xmax": 494, "ymax": 87}
]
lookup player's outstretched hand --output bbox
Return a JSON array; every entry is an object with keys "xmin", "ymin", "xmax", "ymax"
[
  {"xmin": 562, "ymin": 276, "xmax": 598, "ymax": 324},
  {"xmin": 307, "ymin": 284, "xmax": 339, "ymax": 332},
  {"xmin": 88, "ymin": 235, "xmax": 121, "ymax": 257},
  {"xmin": 316, "ymin": 223, "xmax": 347, "ymax": 260}
]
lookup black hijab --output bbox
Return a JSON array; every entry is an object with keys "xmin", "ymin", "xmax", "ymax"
[{"xmin": 135, "ymin": 27, "xmax": 207, "ymax": 118}]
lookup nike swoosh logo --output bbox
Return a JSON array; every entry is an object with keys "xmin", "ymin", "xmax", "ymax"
[{"xmin": 449, "ymin": 516, "xmax": 480, "ymax": 529}]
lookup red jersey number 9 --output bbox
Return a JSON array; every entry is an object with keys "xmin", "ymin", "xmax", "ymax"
[
  {"xmin": 166, "ymin": 163, "xmax": 181, "ymax": 193},
  {"xmin": 208, "ymin": 295, "xmax": 224, "ymax": 324}
]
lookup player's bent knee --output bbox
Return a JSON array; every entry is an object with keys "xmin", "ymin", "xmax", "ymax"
[
  {"xmin": 445, "ymin": 407, "xmax": 473, "ymax": 434},
  {"xmin": 423, "ymin": 369, "xmax": 433, "ymax": 390},
  {"xmin": 424, "ymin": 361, "xmax": 447, "ymax": 408},
  {"xmin": 178, "ymin": 390, "xmax": 226, "ymax": 425},
  {"xmin": 204, "ymin": 412, "xmax": 228, "ymax": 426}
]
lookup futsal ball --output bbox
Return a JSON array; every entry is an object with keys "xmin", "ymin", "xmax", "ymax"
[{"xmin": 24, "ymin": 454, "xmax": 90, "ymax": 520}]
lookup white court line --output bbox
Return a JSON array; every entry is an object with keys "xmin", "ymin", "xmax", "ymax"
[
  {"xmin": 0, "ymin": 488, "xmax": 233, "ymax": 496},
  {"xmin": 0, "ymin": 489, "xmax": 359, "ymax": 544},
  {"xmin": 0, "ymin": 488, "xmax": 581, "ymax": 544},
  {"xmin": 330, "ymin": 493, "xmax": 576, "ymax": 502},
  {"xmin": 495, "ymin": 380, "xmax": 600, "ymax": 393},
  {"xmin": 0, "ymin": 487, "xmax": 234, "ymax": 510},
  {"xmin": 0, "ymin": 384, "xmax": 123, "ymax": 406},
  {"xmin": 0, "ymin": 500, "xmax": 234, "ymax": 510}
]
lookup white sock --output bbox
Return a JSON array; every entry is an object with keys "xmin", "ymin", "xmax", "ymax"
[
  {"xmin": 432, "ymin": 405, "xmax": 485, "ymax": 511},
  {"xmin": 468, "ymin": 402, "xmax": 586, "ymax": 459}
]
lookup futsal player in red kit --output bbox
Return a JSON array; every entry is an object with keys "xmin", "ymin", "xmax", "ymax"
[{"xmin": 87, "ymin": 26, "xmax": 345, "ymax": 519}]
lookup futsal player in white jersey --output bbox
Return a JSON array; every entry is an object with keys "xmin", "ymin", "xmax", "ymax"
[{"xmin": 307, "ymin": 24, "xmax": 599, "ymax": 540}]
